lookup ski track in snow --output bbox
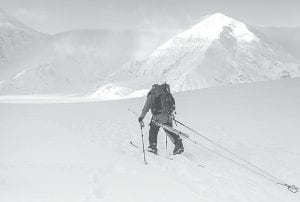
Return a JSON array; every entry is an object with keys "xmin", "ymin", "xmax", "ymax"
[{"xmin": 1, "ymin": 79, "xmax": 300, "ymax": 202}]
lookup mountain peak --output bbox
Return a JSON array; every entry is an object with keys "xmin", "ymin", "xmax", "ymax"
[
  {"xmin": 205, "ymin": 12, "xmax": 231, "ymax": 20},
  {"xmin": 177, "ymin": 12, "xmax": 258, "ymax": 43}
]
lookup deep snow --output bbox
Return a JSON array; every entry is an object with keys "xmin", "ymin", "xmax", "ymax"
[{"xmin": 0, "ymin": 78, "xmax": 300, "ymax": 202}]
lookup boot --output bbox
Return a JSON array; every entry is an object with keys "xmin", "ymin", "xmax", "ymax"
[
  {"xmin": 173, "ymin": 139, "xmax": 184, "ymax": 155},
  {"xmin": 148, "ymin": 143, "xmax": 158, "ymax": 154}
]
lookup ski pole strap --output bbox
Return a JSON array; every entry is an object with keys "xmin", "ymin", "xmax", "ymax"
[
  {"xmin": 278, "ymin": 183, "xmax": 299, "ymax": 193},
  {"xmin": 171, "ymin": 114, "xmax": 177, "ymax": 127}
]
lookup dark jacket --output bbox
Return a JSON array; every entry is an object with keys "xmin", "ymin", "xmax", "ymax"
[{"xmin": 140, "ymin": 85, "xmax": 173, "ymax": 124}]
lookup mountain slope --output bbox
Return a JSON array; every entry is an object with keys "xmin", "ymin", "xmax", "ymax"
[
  {"xmin": 0, "ymin": 9, "xmax": 43, "ymax": 59},
  {"xmin": 104, "ymin": 13, "xmax": 300, "ymax": 95},
  {"xmin": 1, "ymin": 12, "xmax": 300, "ymax": 98},
  {"xmin": 257, "ymin": 27, "xmax": 300, "ymax": 61},
  {"xmin": 0, "ymin": 78, "xmax": 299, "ymax": 202},
  {"xmin": 0, "ymin": 9, "xmax": 46, "ymax": 80},
  {"xmin": 0, "ymin": 27, "xmax": 173, "ymax": 95}
]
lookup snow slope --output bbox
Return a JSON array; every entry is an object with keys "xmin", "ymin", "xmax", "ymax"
[
  {"xmin": 1, "ymin": 78, "xmax": 300, "ymax": 202},
  {"xmin": 0, "ymin": 28, "xmax": 174, "ymax": 95},
  {"xmin": 0, "ymin": 9, "xmax": 174, "ymax": 95},
  {"xmin": 0, "ymin": 9, "xmax": 174, "ymax": 96},
  {"xmin": 104, "ymin": 13, "xmax": 300, "ymax": 96},
  {"xmin": 257, "ymin": 27, "xmax": 300, "ymax": 61},
  {"xmin": 0, "ymin": 9, "xmax": 45, "ymax": 80},
  {"xmin": 0, "ymin": 9, "xmax": 42, "ymax": 60}
]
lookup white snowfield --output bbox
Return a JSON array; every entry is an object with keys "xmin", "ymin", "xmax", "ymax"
[{"xmin": 1, "ymin": 78, "xmax": 300, "ymax": 202}]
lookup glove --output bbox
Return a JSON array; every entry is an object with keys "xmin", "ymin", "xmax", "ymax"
[
  {"xmin": 138, "ymin": 116, "xmax": 143, "ymax": 123},
  {"xmin": 169, "ymin": 111, "xmax": 176, "ymax": 120},
  {"xmin": 138, "ymin": 116, "xmax": 145, "ymax": 127}
]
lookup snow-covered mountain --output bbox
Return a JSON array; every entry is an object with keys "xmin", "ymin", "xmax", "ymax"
[
  {"xmin": 104, "ymin": 13, "xmax": 300, "ymax": 95},
  {"xmin": 257, "ymin": 27, "xmax": 300, "ymax": 61},
  {"xmin": 0, "ymin": 9, "xmax": 46, "ymax": 80},
  {"xmin": 0, "ymin": 14, "xmax": 173, "ymax": 95},
  {"xmin": 0, "ymin": 9, "xmax": 42, "ymax": 60},
  {"xmin": 1, "ymin": 12, "xmax": 300, "ymax": 98}
]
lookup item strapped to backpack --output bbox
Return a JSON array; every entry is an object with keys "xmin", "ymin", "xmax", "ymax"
[{"xmin": 151, "ymin": 83, "xmax": 175, "ymax": 115}]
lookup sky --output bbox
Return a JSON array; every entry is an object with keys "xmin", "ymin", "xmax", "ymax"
[{"xmin": 0, "ymin": 0, "xmax": 299, "ymax": 34}]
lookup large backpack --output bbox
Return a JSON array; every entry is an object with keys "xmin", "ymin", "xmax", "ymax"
[{"xmin": 151, "ymin": 83, "xmax": 175, "ymax": 115}]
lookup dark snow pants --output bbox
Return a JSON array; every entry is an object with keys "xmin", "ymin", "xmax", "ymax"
[{"xmin": 149, "ymin": 121, "xmax": 181, "ymax": 147}]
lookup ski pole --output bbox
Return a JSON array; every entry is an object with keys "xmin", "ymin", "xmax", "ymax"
[
  {"xmin": 165, "ymin": 134, "xmax": 168, "ymax": 151},
  {"xmin": 139, "ymin": 123, "xmax": 147, "ymax": 165},
  {"xmin": 128, "ymin": 109, "xmax": 147, "ymax": 165},
  {"xmin": 173, "ymin": 118, "xmax": 299, "ymax": 193}
]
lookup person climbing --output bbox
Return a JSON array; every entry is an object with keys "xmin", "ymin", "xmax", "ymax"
[{"xmin": 138, "ymin": 83, "xmax": 184, "ymax": 155}]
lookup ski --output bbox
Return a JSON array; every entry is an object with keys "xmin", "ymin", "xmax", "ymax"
[
  {"xmin": 130, "ymin": 141, "xmax": 174, "ymax": 160},
  {"xmin": 130, "ymin": 141, "xmax": 205, "ymax": 167},
  {"xmin": 151, "ymin": 119, "xmax": 190, "ymax": 138},
  {"xmin": 180, "ymin": 153, "xmax": 205, "ymax": 167}
]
